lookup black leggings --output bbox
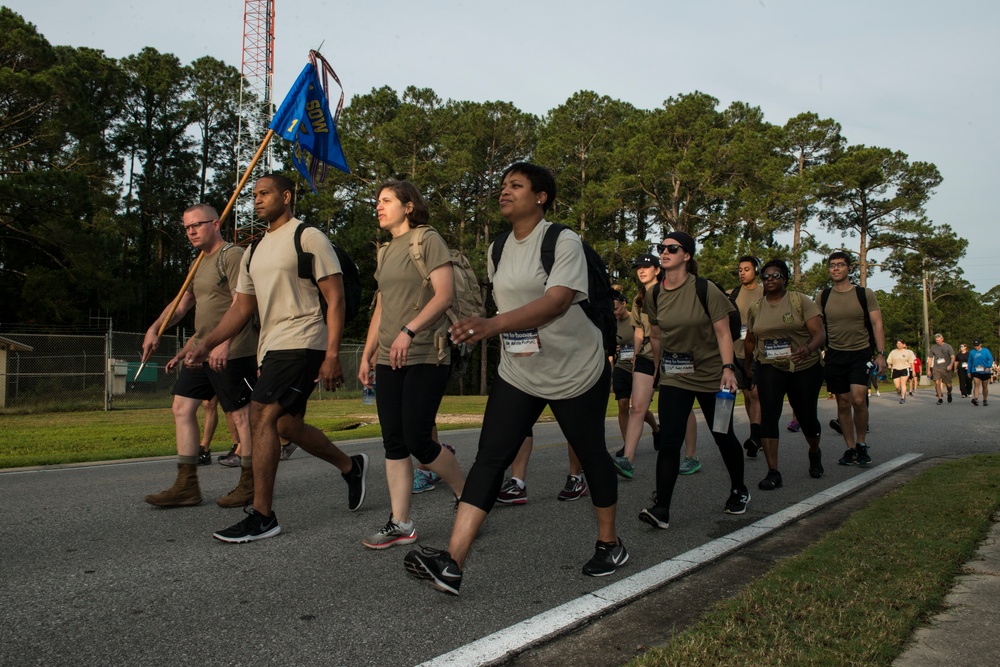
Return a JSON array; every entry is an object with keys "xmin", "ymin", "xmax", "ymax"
[
  {"xmin": 655, "ymin": 385, "xmax": 745, "ymax": 511},
  {"xmin": 755, "ymin": 362, "xmax": 824, "ymax": 439},
  {"xmin": 461, "ymin": 362, "xmax": 616, "ymax": 512},
  {"xmin": 374, "ymin": 363, "xmax": 451, "ymax": 463}
]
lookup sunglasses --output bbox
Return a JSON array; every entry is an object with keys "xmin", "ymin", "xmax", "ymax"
[
  {"xmin": 761, "ymin": 272, "xmax": 785, "ymax": 281},
  {"xmin": 656, "ymin": 243, "xmax": 684, "ymax": 255}
]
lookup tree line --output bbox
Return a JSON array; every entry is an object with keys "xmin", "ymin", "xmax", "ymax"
[{"xmin": 2, "ymin": 7, "xmax": 996, "ymax": 384}]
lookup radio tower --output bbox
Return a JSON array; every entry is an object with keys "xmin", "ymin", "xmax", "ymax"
[{"xmin": 234, "ymin": 0, "xmax": 275, "ymax": 245}]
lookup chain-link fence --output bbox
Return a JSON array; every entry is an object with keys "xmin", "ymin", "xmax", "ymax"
[{"xmin": 0, "ymin": 329, "xmax": 367, "ymax": 413}]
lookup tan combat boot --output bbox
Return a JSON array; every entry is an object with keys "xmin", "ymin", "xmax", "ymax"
[
  {"xmin": 145, "ymin": 463, "xmax": 202, "ymax": 507},
  {"xmin": 216, "ymin": 466, "xmax": 254, "ymax": 508}
]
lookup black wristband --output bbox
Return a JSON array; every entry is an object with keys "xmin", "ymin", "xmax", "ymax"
[
  {"xmin": 722, "ymin": 363, "xmax": 736, "ymax": 371},
  {"xmin": 401, "ymin": 326, "xmax": 416, "ymax": 338}
]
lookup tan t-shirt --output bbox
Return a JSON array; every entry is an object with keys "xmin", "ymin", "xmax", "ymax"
[
  {"xmin": 644, "ymin": 274, "xmax": 735, "ymax": 393},
  {"xmin": 186, "ymin": 244, "xmax": 257, "ymax": 359},
  {"xmin": 822, "ymin": 286, "xmax": 880, "ymax": 352},
  {"xmin": 630, "ymin": 300, "xmax": 655, "ymax": 362},
  {"xmin": 236, "ymin": 219, "xmax": 343, "ymax": 360},
  {"xmin": 733, "ymin": 283, "xmax": 762, "ymax": 360},
  {"xmin": 488, "ymin": 220, "xmax": 604, "ymax": 400},
  {"xmin": 746, "ymin": 291, "xmax": 822, "ymax": 371},
  {"xmin": 886, "ymin": 348, "xmax": 915, "ymax": 371},
  {"xmin": 375, "ymin": 226, "xmax": 451, "ymax": 366},
  {"xmin": 614, "ymin": 315, "xmax": 635, "ymax": 371}
]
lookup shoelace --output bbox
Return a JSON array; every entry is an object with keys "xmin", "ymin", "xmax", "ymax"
[{"xmin": 378, "ymin": 517, "xmax": 401, "ymax": 535}]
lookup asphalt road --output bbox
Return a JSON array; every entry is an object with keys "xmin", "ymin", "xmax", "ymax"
[{"xmin": 2, "ymin": 388, "xmax": 996, "ymax": 667}]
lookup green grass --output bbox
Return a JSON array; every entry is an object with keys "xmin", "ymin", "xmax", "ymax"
[
  {"xmin": 0, "ymin": 392, "xmax": 655, "ymax": 468},
  {"xmin": 631, "ymin": 454, "xmax": 1000, "ymax": 667}
]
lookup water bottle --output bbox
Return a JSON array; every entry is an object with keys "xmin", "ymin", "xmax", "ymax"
[
  {"xmin": 712, "ymin": 390, "xmax": 736, "ymax": 433},
  {"xmin": 361, "ymin": 382, "xmax": 376, "ymax": 405}
]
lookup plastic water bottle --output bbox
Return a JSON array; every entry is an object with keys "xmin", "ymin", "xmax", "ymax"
[
  {"xmin": 712, "ymin": 390, "xmax": 736, "ymax": 433},
  {"xmin": 361, "ymin": 384, "xmax": 376, "ymax": 405}
]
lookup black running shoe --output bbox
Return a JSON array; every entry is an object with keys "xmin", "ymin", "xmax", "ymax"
[
  {"xmin": 197, "ymin": 448, "xmax": 212, "ymax": 466},
  {"xmin": 343, "ymin": 453, "xmax": 369, "ymax": 512},
  {"xmin": 404, "ymin": 546, "xmax": 462, "ymax": 595},
  {"xmin": 838, "ymin": 448, "xmax": 857, "ymax": 465},
  {"xmin": 743, "ymin": 437, "xmax": 761, "ymax": 458},
  {"xmin": 638, "ymin": 505, "xmax": 670, "ymax": 530},
  {"xmin": 808, "ymin": 449, "xmax": 824, "ymax": 478},
  {"xmin": 614, "ymin": 446, "xmax": 625, "ymax": 458},
  {"xmin": 947, "ymin": 392, "xmax": 953, "ymax": 403},
  {"xmin": 213, "ymin": 507, "xmax": 281, "ymax": 543},
  {"xmin": 829, "ymin": 419, "xmax": 843, "ymax": 434},
  {"xmin": 757, "ymin": 469, "xmax": 783, "ymax": 490},
  {"xmin": 724, "ymin": 488, "xmax": 750, "ymax": 515},
  {"xmin": 582, "ymin": 538, "xmax": 629, "ymax": 577},
  {"xmin": 855, "ymin": 443, "xmax": 871, "ymax": 465}
]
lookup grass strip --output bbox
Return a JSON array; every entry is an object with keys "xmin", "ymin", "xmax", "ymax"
[
  {"xmin": 1, "ymin": 393, "xmax": 636, "ymax": 468},
  {"xmin": 631, "ymin": 454, "xmax": 1000, "ymax": 667}
]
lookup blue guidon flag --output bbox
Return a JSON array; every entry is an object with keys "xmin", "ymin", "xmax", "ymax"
[{"xmin": 269, "ymin": 50, "xmax": 350, "ymax": 192}]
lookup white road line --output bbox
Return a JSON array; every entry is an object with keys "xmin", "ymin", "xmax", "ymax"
[{"xmin": 418, "ymin": 453, "xmax": 923, "ymax": 667}]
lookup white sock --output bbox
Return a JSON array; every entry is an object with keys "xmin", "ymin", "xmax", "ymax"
[{"xmin": 511, "ymin": 477, "xmax": 525, "ymax": 489}]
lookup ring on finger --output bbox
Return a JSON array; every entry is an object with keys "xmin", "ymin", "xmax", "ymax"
[{"xmin": 468, "ymin": 329, "xmax": 475, "ymax": 336}]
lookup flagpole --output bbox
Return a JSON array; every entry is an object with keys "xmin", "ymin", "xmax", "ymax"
[{"xmin": 136, "ymin": 129, "xmax": 276, "ymax": 379}]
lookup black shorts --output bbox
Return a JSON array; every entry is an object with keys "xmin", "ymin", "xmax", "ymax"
[
  {"xmin": 824, "ymin": 348, "xmax": 871, "ymax": 395},
  {"xmin": 252, "ymin": 349, "xmax": 325, "ymax": 417},
  {"xmin": 891, "ymin": 369, "xmax": 909, "ymax": 380},
  {"xmin": 733, "ymin": 359, "xmax": 753, "ymax": 391},
  {"xmin": 171, "ymin": 356, "xmax": 256, "ymax": 412},
  {"xmin": 612, "ymin": 366, "xmax": 633, "ymax": 400},
  {"xmin": 634, "ymin": 355, "xmax": 655, "ymax": 377},
  {"xmin": 971, "ymin": 372, "xmax": 992, "ymax": 382}
]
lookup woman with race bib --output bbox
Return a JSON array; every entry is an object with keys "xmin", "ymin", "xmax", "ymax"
[
  {"xmin": 402, "ymin": 163, "xmax": 625, "ymax": 595},
  {"xmin": 743, "ymin": 259, "xmax": 827, "ymax": 491},
  {"xmin": 638, "ymin": 231, "xmax": 749, "ymax": 530}
]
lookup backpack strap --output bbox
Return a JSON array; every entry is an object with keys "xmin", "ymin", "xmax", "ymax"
[
  {"xmin": 293, "ymin": 222, "xmax": 318, "ymax": 287},
  {"xmin": 695, "ymin": 277, "xmax": 712, "ymax": 323},
  {"xmin": 215, "ymin": 242, "xmax": 234, "ymax": 286},
  {"xmin": 855, "ymin": 285, "xmax": 875, "ymax": 350},
  {"xmin": 539, "ymin": 223, "xmax": 568, "ymax": 277},
  {"xmin": 730, "ymin": 285, "xmax": 741, "ymax": 302}
]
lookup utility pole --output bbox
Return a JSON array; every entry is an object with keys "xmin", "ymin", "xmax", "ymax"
[{"xmin": 922, "ymin": 262, "xmax": 931, "ymax": 386}]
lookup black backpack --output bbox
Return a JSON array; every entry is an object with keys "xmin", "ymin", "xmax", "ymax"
[
  {"xmin": 247, "ymin": 222, "xmax": 362, "ymax": 322},
  {"xmin": 491, "ymin": 223, "xmax": 617, "ymax": 356},
  {"xmin": 650, "ymin": 277, "xmax": 743, "ymax": 342}
]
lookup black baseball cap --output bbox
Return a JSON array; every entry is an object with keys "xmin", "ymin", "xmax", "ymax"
[
  {"xmin": 973, "ymin": 339, "xmax": 982, "ymax": 345},
  {"xmin": 632, "ymin": 253, "xmax": 661, "ymax": 268}
]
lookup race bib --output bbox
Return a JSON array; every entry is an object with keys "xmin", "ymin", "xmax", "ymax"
[
  {"xmin": 976, "ymin": 365, "xmax": 986, "ymax": 373},
  {"xmin": 961, "ymin": 362, "xmax": 968, "ymax": 369},
  {"xmin": 661, "ymin": 352, "xmax": 695, "ymax": 375},
  {"xmin": 618, "ymin": 344, "xmax": 635, "ymax": 361},
  {"xmin": 739, "ymin": 325, "xmax": 747, "ymax": 341},
  {"xmin": 763, "ymin": 338, "xmax": 792, "ymax": 359},
  {"xmin": 501, "ymin": 330, "xmax": 541, "ymax": 357},
  {"xmin": 936, "ymin": 357, "xmax": 946, "ymax": 365}
]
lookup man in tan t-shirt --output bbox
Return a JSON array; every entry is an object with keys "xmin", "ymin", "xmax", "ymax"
[
  {"xmin": 141, "ymin": 204, "xmax": 258, "ymax": 509},
  {"xmin": 820, "ymin": 251, "xmax": 886, "ymax": 467},
  {"xmin": 733, "ymin": 256, "xmax": 763, "ymax": 457},
  {"xmin": 187, "ymin": 173, "xmax": 368, "ymax": 544}
]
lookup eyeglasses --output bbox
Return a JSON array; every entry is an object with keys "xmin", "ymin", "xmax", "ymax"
[
  {"xmin": 828, "ymin": 262, "xmax": 848, "ymax": 269},
  {"xmin": 761, "ymin": 272, "xmax": 785, "ymax": 281},
  {"xmin": 183, "ymin": 219, "xmax": 215, "ymax": 233},
  {"xmin": 656, "ymin": 243, "xmax": 683, "ymax": 255}
]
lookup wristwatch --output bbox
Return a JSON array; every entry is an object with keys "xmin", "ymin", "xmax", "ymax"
[
  {"xmin": 401, "ymin": 325, "xmax": 416, "ymax": 338},
  {"xmin": 876, "ymin": 350, "xmax": 885, "ymax": 356},
  {"xmin": 722, "ymin": 363, "xmax": 736, "ymax": 371}
]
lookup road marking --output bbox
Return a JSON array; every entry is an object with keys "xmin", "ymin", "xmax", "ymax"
[{"xmin": 418, "ymin": 453, "xmax": 923, "ymax": 667}]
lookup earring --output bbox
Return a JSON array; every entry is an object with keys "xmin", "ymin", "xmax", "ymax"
[{"xmin": 536, "ymin": 200, "xmax": 541, "ymax": 204}]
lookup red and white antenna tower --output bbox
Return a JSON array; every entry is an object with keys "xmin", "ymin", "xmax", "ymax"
[{"xmin": 235, "ymin": 0, "xmax": 275, "ymax": 245}]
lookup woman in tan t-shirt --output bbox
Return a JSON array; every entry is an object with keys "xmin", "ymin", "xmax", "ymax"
[
  {"xmin": 744, "ymin": 259, "xmax": 827, "ymax": 492},
  {"xmin": 358, "ymin": 180, "xmax": 464, "ymax": 550}
]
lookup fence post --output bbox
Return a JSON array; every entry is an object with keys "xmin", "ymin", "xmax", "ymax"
[{"xmin": 104, "ymin": 330, "xmax": 111, "ymax": 411}]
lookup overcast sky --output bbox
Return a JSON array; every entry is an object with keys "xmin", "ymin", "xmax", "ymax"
[{"xmin": 8, "ymin": 0, "xmax": 999, "ymax": 292}]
